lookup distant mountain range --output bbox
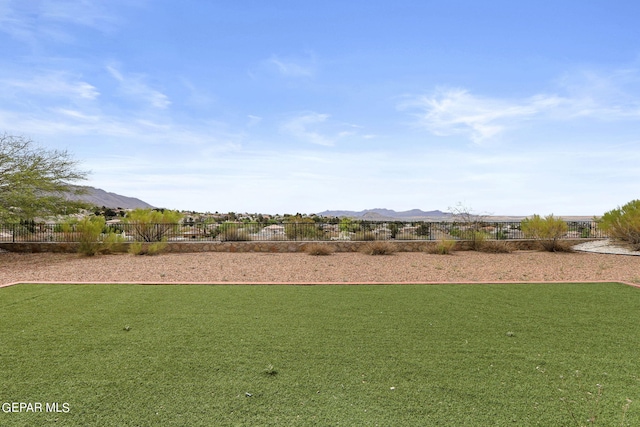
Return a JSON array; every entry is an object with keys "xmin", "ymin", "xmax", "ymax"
[
  {"xmin": 316, "ymin": 208, "xmax": 451, "ymax": 220},
  {"xmin": 68, "ymin": 186, "xmax": 154, "ymax": 209}
]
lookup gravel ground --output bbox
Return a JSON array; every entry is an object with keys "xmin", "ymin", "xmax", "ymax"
[
  {"xmin": 573, "ymin": 239, "xmax": 640, "ymax": 255},
  {"xmin": 2, "ymin": 248, "xmax": 640, "ymax": 286}
]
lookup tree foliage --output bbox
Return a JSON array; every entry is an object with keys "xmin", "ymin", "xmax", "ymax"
[
  {"xmin": 521, "ymin": 214, "xmax": 568, "ymax": 252},
  {"xmin": 76, "ymin": 216, "xmax": 106, "ymax": 256},
  {"xmin": 0, "ymin": 133, "xmax": 88, "ymax": 221},
  {"xmin": 124, "ymin": 208, "xmax": 182, "ymax": 242},
  {"xmin": 599, "ymin": 200, "xmax": 640, "ymax": 249},
  {"xmin": 285, "ymin": 215, "xmax": 322, "ymax": 240}
]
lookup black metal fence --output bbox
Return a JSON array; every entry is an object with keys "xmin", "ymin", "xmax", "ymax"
[{"xmin": 0, "ymin": 220, "xmax": 608, "ymax": 243}]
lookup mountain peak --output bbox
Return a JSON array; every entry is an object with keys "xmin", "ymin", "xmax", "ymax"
[{"xmin": 68, "ymin": 186, "xmax": 154, "ymax": 209}]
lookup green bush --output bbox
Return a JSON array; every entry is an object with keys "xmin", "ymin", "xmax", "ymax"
[
  {"xmin": 338, "ymin": 218, "xmax": 359, "ymax": 233},
  {"xmin": 521, "ymin": 214, "xmax": 569, "ymax": 252},
  {"xmin": 599, "ymin": 200, "xmax": 640, "ymax": 250},
  {"xmin": 99, "ymin": 232, "xmax": 127, "ymax": 254},
  {"xmin": 451, "ymin": 228, "xmax": 488, "ymax": 250},
  {"xmin": 427, "ymin": 239, "xmax": 456, "ymax": 255},
  {"xmin": 76, "ymin": 216, "xmax": 105, "ymax": 256},
  {"xmin": 125, "ymin": 209, "xmax": 182, "ymax": 242},
  {"xmin": 128, "ymin": 240, "xmax": 168, "ymax": 255},
  {"xmin": 467, "ymin": 230, "xmax": 487, "ymax": 251},
  {"xmin": 53, "ymin": 219, "xmax": 77, "ymax": 241},
  {"xmin": 284, "ymin": 219, "xmax": 323, "ymax": 240},
  {"xmin": 128, "ymin": 241, "xmax": 143, "ymax": 255}
]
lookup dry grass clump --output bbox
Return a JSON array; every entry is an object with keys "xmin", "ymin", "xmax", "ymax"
[
  {"xmin": 426, "ymin": 239, "xmax": 456, "ymax": 255},
  {"xmin": 538, "ymin": 240, "xmax": 574, "ymax": 253},
  {"xmin": 219, "ymin": 229, "xmax": 251, "ymax": 241},
  {"xmin": 304, "ymin": 244, "xmax": 335, "ymax": 256},
  {"xmin": 478, "ymin": 240, "xmax": 512, "ymax": 253},
  {"xmin": 128, "ymin": 241, "xmax": 168, "ymax": 256},
  {"xmin": 361, "ymin": 241, "xmax": 396, "ymax": 255}
]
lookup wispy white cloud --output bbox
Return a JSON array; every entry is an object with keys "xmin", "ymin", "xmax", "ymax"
[
  {"xmin": 401, "ymin": 70, "xmax": 640, "ymax": 143},
  {"xmin": 281, "ymin": 112, "xmax": 333, "ymax": 146},
  {"xmin": 247, "ymin": 115, "xmax": 262, "ymax": 127},
  {"xmin": 54, "ymin": 108, "xmax": 101, "ymax": 122},
  {"xmin": 1, "ymin": 72, "xmax": 99, "ymax": 100},
  {"xmin": 39, "ymin": 0, "xmax": 121, "ymax": 30},
  {"xmin": 553, "ymin": 68, "xmax": 640, "ymax": 119},
  {"xmin": 179, "ymin": 78, "xmax": 215, "ymax": 108},
  {"xmin": 280, "ymin": 113, "xmax": 368, "ymax": 147},
  {"xmin": 0, "ymin": 107, "xmax": 148, "ymax": 138},
  {"xmin": 0, "ymin": 0, "xmax": 129, "ymax": 45},
  {"xmin": 106, "ymin": 65, "xmax": 171, "ymax": 109},
  {"xmin": 265, "ymin": 53, "xmax": 316, "ymax": 78},
  {"xmin": 0, "ymin": 1, "xmax": 33, "ymax": 42},
  {"xmin": 281, "ymin": 112, "xmax": 347, "ymax": 146},
  {"xmin": 399, "ymin": 88, "xmax": 567, "ymax": 143}
]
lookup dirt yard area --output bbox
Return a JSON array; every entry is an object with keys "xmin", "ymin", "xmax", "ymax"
[{"xmin": 2, "ymin": 250, "xmax": 640, "ymax": 286}]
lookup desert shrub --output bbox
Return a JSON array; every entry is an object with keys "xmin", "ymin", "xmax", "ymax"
[
  {"xmin": 284, "ymin": 219, "xmax": 323, "ymax": 240},
  {"xmin": 305, "ymin": 243, "xmax": 335, "ymax": 256},
  {"xmin": 128, "ymin": 240, "xmax": 168, "ymax": 255},
  {"xmin": 99, "ymin": 232, "xmax": 127, "ymax": 254},
  {"xmin": 479, "ymin": 240, "xmax": 512, "ymax": 253},
  {"xmin": 448, "ymin": 203, "xmax": 494, "ymax": 250},
  {"xmin": 125, "ymin": 209, "xmax": 182, "ymax": 242},
  {"xmin": 467, "ymin": 230, "xmax": 487, "ymax": 251},
  {"xmin": 426, "ymin": 239, "xmax": 456, "ymax": 255},
  {"xmin": 548, "ymin": 240, "xmax": 574, "ymax": 253},
  {"xmin": 222, "ymin": 229, "xmax": 251, "ymax": 241},
  {"xmin": 361, "ymin": 241, "xmax": 396, "ymax": 255},
  {"xmin": 76, "ymin": 216, "xmax": 105, "ymax": 256},
  {"xmin": 599, "ymin": 200, "xmax": 640, "ymax": 250},
  {"xmin": 521, "ymin": 214, "xmax": 569, "ymax": 252},
  {"xmin": 128, "ymin": 241, "xmax": 143, "ymax": 255},
  {"xmin": 147, "ymin": 241, "xmax": 168, "ymax": 255},
  {"xmin": 450, "ymin": 226, "xmax": 488, "ymax": 246},
  {"xmin": 218, "ymin": 222, "xmax": 250, "ymax": 241},
  {"xmin": 53, "ymin": 219, "xmax": 78, "ymax": 241}
]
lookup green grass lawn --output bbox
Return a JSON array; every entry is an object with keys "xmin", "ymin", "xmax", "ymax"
[{"xmin": 1, "ymin": 283, "xmax": 638, "ymax": 426}]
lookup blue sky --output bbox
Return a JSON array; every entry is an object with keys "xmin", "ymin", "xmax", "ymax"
[{"xmin": 1, "ymin": 1, "xmax": 639, "ymax": 215}]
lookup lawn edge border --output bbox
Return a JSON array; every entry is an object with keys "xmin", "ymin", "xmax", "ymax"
[{"xmin": 2, "ymin": 280, "xmax": 639, "ymax": 289}]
